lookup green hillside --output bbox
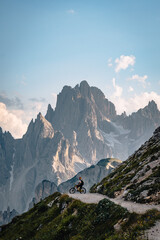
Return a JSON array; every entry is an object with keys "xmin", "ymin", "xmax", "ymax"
[
  {"xmin": 90, "ymin": 127, "xmax": 160, "ymax": 204},
  {"xmin": 0, "ymin": 192, "xmax": 160, "ymax": 240}
]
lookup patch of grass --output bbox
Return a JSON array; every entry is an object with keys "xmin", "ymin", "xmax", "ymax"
[{"xmin": 0, "ymin": 192, "xmax": 160, "ymax": 240}]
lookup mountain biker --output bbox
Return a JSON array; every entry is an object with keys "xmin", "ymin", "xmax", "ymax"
[{"xmin": 76, "ymin": 177, "xmax": 84, "ymax": 192}]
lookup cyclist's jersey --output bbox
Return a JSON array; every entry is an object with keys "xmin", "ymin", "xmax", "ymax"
[{"xmin": 79, "ymin": 180, "xmax": 84, "ymax": 186}]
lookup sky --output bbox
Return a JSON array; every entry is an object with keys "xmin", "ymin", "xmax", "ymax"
[{"xmin": 0, "ymin": 0, "xmax": 160, "ymax": 138}]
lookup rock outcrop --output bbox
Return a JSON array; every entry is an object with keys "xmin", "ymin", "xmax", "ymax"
[{"xmin": 91, "ymin": 126, "xmax": 160, "ymax": 204}]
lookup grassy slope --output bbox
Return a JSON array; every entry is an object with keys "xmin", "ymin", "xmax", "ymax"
[
  {"xmin": 90, "ymin": 129, "xmax": 160, "ymax": 203},
  {"xmin": 0, "ymin": 193, "xmax": 160, "ymax": 240}
]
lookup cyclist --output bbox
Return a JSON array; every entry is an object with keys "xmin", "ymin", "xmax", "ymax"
[{"xmin": 76, "ymin": 177, "xmax": 84, "ymax": 192}]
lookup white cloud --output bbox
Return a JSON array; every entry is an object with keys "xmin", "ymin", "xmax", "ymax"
[
  {"xmin": 109, "ymin": 88, "xmax": 160, "ymax": 115},
  {"xmin": 108, "ymin": 58, "xmax": 113, "ymax": 67},
  {"xmin": 0, "ymin": 103, "xmax": 27, "ymax": 139},
  {"xmin": 128, "ymin": 86, "xmax": 134, "ymax": 92},
  {"xmin": 112, "ymin": 78, "xmax": 123, "ymax": 97},
  {"xmin": 52, "ymin": 93, "xmax": 57, "ymax": 109},
  {"xmin": 67, "ymin": 9, "xmax": 75, "ymax": 14},
  {"xmin": 115, "ymin": 55, "xmax": 135, "ymax": 72},
  {"xmin": 128, "ymin": 74, "xmax": 148, "ymax": 87}
]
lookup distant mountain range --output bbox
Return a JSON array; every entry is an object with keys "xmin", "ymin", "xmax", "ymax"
[{"xmin": 0, "ymin": 80, "xmax": 160, "ymax": 214}]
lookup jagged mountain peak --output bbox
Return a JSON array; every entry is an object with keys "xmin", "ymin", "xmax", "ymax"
[
  {"xmin": 148, "ymin": 100, "xmax": 157, "ymax": 108},
  {"xmin": 138, "ymin": 100, "xmax": 158, "ymax": 114},
  {"xmin": 0, "ymin": 127, "xmax": 13, "ymax": 139},
  {"xmin": 25, "ymin": 112, "xmax": 54, "ymax": 139}
]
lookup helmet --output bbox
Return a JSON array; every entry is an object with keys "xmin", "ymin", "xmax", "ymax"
[{"xmin": 79, "ymin": 177, "xmax": 82, "ymax": 180}]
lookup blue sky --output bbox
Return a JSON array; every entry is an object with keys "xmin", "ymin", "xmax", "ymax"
[{"xmin": 0, "ymin": 0, "xmax": 160, "ymax": 138}]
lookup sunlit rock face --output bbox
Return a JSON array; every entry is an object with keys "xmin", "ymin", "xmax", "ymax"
[
  {"xmin": 0, "ymin": 113, "xmax": 86, "ymax": 213},
  {"xmin": 46, "ymin": 81, "xmax": 117, "ymax": 163}
]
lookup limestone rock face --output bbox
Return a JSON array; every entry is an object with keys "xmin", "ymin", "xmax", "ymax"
[
  {"xmin": 0, "ymin": 113, "xmax": 86, "ymax": 213},
  {"xmin": 46, "ymin": 82, "xmax": 160, "ymax": 163},
  {"xmin": 114, "ymin": 100, "xmax": 160, "ymax": 156},
  {"xmin": 0, "ymin": 128, "xmax": 15, "ymax": 187},
  {"xmin": 0, "ymin": 128, "xmax": 15, "ymax": 212},
  {"xmin": 46, "ymin": 81, "xmax": 118, "ymax": 162}
]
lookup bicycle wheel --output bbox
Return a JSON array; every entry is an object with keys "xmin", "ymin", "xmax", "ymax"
[
  {"xmin": 80, "ymin": 187, "xmax": 86, "ymax": 194},
  {"xmin": 69, "ymin": 188, "xmax": 76, "ymax": 194}
]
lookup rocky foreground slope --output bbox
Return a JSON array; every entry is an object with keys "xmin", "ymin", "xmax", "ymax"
[
  {"xmin": 1, "ymin": 192, "xmax": 160, "ymax": 240},
  {"xmin": 91, "ymin": 127, "xmax": 160, "ymax": 204}
]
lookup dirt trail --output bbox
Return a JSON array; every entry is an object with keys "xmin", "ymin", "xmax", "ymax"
[
  {"xmin": 68, "ymin": 193, "xmax": 160, "ymax": 240},
  {"xmin": 68, "ymin": 193, "xmax": 160, "ymax": 214},
  {"xmin": 69, "ymin": 193, "xmax": 160, "ymax": 240}
]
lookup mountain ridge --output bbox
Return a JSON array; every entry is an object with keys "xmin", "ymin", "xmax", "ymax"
[{"xmin": 91, "ymin": 126, "xmax": 160, "ymax": 204}]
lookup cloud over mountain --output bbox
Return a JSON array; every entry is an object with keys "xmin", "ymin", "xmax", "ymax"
[
  {"xmin": 115, "ymin": 55, "xmax": 135, "ymax": 72},
  {"xmin": 128, "ymin": 74, "xmax": 148, "ymax": 87},
  {"xmin": 0, "ymin": 103, "xmax": 27, "ymax": 138},
  {"xmin": 0, "ymin": 93, "xmax": 24, "ymax": 109}
]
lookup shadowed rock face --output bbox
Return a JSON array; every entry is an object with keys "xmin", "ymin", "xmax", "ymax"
[
  {"xmin": 0, "ymin": 128, "xmax": 15, "ymax": 187},
  {"xmin": 0, "ymin": 128, "xmax": 15, "ymax": 212}
]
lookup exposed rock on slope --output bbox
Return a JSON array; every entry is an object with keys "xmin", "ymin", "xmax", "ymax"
[
  {"xmin": 58, "ymin": 158, "xmax": 122, "ymax": 192},
  {"xmin": 91, "ymin": 127, "xmax": 160, "ymax": 204}
]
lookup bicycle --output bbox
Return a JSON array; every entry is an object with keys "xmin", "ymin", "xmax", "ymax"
[{"xmin": 69, "ymin": 185, "xmax": 86, "ymax": 194}]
